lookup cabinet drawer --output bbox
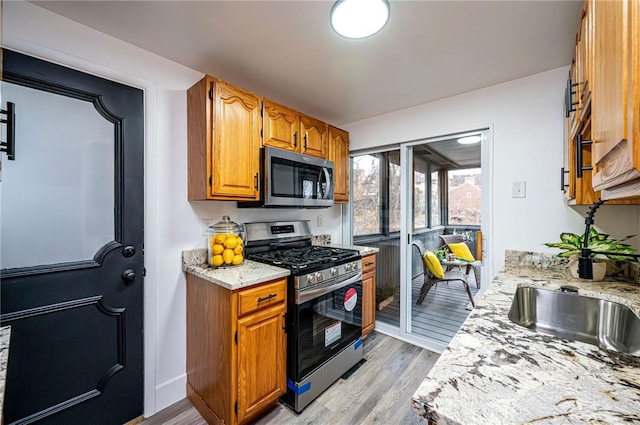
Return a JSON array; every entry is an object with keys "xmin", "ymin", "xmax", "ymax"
[
  {"xmin": 238, "ymin": 278, "xmax": 287, "ymax": 316},
  {"xmin": 362, "ymin": 255, "xmax": 376, "ymax": 274}
]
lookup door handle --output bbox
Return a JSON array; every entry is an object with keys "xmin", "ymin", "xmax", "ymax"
[
  {"xmin": 122, "ymin": 269, "xmax": 136, "ymax": 284},
  {"xmin": 0, "ymin": 102, "xmax": 16, "ymax": 160}
]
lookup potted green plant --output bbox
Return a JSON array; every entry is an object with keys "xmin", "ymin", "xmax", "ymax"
[
  {"xmin": 375, "ymin": 285, "xmax": 396, "ymax": 310},
  {"xmin": 434, "ymin": 246, "xmax": 449, "ymax": 261},
  {"xmin": 544, "ymin": 228, "xmax": 637, "ymax": 280}
]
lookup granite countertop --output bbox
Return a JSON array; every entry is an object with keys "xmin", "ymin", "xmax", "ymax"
[
  {"xmin": 412, "ymin": 250, "xmax": 640, "ymax": 424},
  {"xmin": 317, "ymin": 243, "xmax": 380, "ymax": 257},
  {"xmin": 183, "ymin": 240, "xmax": 379, "ymax": 291},
  {"xmin": 182, "ymin": 249, "xmax": 290, "ymax": 290},
  {"xmin": 0, "ymin": 325, "xmax": 10, "ymax": 423}
]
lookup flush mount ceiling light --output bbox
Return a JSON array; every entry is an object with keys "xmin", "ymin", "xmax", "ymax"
[
  {"xmin": 330, "ymin": 0, "xmax": 390, "ymax": 39},
  {"xmin": 457, "ymin": 135, "xmax": 482, "ymax": 145}
]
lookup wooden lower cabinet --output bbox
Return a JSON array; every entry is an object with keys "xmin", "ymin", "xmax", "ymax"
[
  {"xmin": 361, "ymin": 254, "xmax": 377, "ymax": 338},
  {"xmin": 186, "ymin": 274, "xmax": 287, "ymax": 425}
]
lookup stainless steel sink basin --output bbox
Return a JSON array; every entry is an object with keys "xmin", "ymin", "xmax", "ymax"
[{"xmin": 508, "ymin": 286, "xmax": 640, "ymax": 357}]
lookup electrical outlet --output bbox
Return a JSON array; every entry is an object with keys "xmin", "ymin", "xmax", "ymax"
[
  {"xmin": 317, "ymin": 215, "xmax": 324, "ymax": 227},
  {"xmin": 512, "ymin": 181, "xmax": 526, "ymax": 198},
  {"xmin": 201, "ymin": 218, "xmax": 216, "ymax": 237}
]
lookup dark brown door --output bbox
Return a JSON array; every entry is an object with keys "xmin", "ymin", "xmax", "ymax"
[{"xmin": 0, "ymin": 50, "xmax": 144, "ymax": 424}]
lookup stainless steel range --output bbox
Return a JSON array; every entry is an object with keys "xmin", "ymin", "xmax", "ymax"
[{"xmin": 244, "ymin": 220, "xmax": 363, "ymax": 413}]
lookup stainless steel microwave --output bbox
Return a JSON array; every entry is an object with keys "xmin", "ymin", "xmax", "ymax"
[{"xmin": 239, "ymin": 147, "xmax": 334, "ymax": 208}]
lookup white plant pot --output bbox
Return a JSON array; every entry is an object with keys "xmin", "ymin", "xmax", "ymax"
[{"xmin": 568, "ymin": 254, "xmax": 607, "ymax": 281}]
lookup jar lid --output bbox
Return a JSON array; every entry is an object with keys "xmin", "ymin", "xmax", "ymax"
[{"xmin": 209, "ymin": 215, "xmax": 242, "ymax": 233}]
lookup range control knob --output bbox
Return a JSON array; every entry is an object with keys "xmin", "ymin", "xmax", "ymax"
[
  {"xmin": 352, "ymin": 262, "xmax": 359, "ymax": 270},
  {"xmin": 307, "ymin": 274, "xmax": 316, "ymax": 285},
  {"xmin": 345, "ymin": 263, "xmax": 352, "ymax": 272},
  {"xmin": 331, "ymin": 267, "xmax": 339, "ymax": 277},
  {"xmin": 316, "ymin": 272, "xmax": 324, "ymax": 282}
]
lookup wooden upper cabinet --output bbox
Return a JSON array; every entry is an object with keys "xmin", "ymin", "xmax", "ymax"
[
  {"xmin": 263, "ymin": 99, "xmax": 300, "ymax": 152},
  {"xmin": 300, "ymin": 114, "xmax": 328, "ymax": 158},
  {"xmin": 591, "ymin": 0, "xmax": 640, "ymax": 197},
  {"xmin": 187, "ymin": 76, "xmax": 261, "ymax": 201},
  {"xmin": 328, "ymin": 126, "xmax": 350, "ymax": 203}
]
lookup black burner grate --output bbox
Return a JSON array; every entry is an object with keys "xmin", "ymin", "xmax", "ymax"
[{"xmin": 248, "ymin": 246, "xmax": 359, "ymax": 270}]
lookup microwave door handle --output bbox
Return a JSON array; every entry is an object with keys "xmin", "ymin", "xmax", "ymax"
[
  {"xmin": 318, "ymin": 167, "xmax": 331, "ymax": 199},
  {"xmin": 297, "ymin": 272, "xmax": 362, "ymax": 304}
]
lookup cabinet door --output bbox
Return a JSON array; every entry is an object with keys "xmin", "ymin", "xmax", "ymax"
[
  {"xmin": 237, "ymin": 303, "xmax": 286, "ymax": 424},
  {"xmin": 328, "ymin": 126, "xmax": 350, "ymax": 203},
  {"xmin": 300, "ymin": 114, "xmax": 327, "ymax": 158},
  {"xmin": 263, "ymin": 99, "xmax": 300, "ymax": 152},
  {"xmin": 591, "ymin": 0, "xmax": 639, "ymax": 191},
  {"xmin": 212, "ymin": 80, "xmax": 262, "ymax": 199},
  {"xmin": 362, "ymin": 270, "xmax": 376, "ymax": 338}
]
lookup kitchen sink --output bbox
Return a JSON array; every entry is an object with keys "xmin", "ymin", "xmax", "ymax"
[{"xmin": 508, "ymin": 286, "xmax": 640, "ymax": 357}]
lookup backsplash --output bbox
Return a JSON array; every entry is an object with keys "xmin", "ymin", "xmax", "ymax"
[
  {"xmin": 505, "ymin": 250, "xmax": 640, "ymax": 285},
  {"xmin": 312, "ymin": 234, "xmax": 331, "ymax": 245}
]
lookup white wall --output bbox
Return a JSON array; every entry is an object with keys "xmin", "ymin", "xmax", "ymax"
[
  {"xmin": 344, "ymin": 68, "xmax": 640, "ymax": 276},
  {"xmin": 2, "ymin": 0, "xmax": 345, "ymax": 416}
]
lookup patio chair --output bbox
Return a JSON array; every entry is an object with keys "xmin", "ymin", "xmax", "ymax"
[
  {"xmin": 439, "ymin": 234, "xmax": 482, "ymax": 288},
  {"xmin": 411, "ymin": 240, "xmax": 475, "ymax": 307}
]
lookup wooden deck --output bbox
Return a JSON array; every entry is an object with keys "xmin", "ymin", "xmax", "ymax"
[{"xmin": 377, "ymin": 273, "xmax": 479, "ymax": 347}]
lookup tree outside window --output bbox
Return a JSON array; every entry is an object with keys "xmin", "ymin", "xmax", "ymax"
[{"xmin": 353, "ymin": 155, "xmax": 381, "ymax": 236}]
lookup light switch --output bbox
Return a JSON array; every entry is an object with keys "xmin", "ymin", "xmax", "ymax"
[{"xmin": 512, "ymin": 181, "xmax": 526, "ymax": 198}]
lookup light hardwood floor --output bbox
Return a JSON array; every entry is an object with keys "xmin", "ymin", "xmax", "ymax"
[{"xmin": 142, "ymin": 332, "xmax": 436, "ymax": 425}]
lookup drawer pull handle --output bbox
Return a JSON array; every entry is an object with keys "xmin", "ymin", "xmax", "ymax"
[
  {"xmin": 257, "ymin": 293, "xmax": 277, "ymax": 303},
  {"xmin": 365, "ymin": 262, "xmax": 375, "ymax": 266}
]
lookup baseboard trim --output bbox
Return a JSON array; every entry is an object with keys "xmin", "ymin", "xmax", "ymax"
[{"xmin": 155, "ymin": 373, "xmax": 187, "ymax": 413}]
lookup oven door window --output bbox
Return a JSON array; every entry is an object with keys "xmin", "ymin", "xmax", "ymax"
[
  {"xmin": 271, "ymin": 157, "xmax": 333, "ymax": 200},
  {"xmin": 295, "ymin": 283, "xmax": 362, "ymax": 380}
]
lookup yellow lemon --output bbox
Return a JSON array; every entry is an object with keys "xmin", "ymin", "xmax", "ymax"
[
  {"xmin": 214, "ymin": 234, "xmax": 226, "ymax": 244},
  {"xmin": 209, "ymin": 236, "xmax": 217, "ymax": 248},
  {"xmin": 233, "ymin": 244, "xmax": 243, "ymax": 255},
  {"xmin": 224, "ymin": 236, "xmax": 238, "ymax": 250},
  {"xmin": 222, "ymin": 249, "xmax": 235, "ymax": 264},
  {"xmin": 232, "ymin": 254, "xmax": 244, "ymax": 265},
  {"xmin": 236, "ymin": 237, "xmax": 243, "ymax": 245},
  {"xmin": 212, "ymin": 244, "xmax": 224, "ymax": 255},
  {"xmin": 211, "ymin": 255, "xmax": 224, "ymax": 267}
]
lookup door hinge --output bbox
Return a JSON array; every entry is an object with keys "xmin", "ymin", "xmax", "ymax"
[
  {"xmin": 234, "ymin": 401, "xmax": 238, "ymax": 415},
  {"xmin": 142, "ymin": 267, "xmax": 146, "ymax": 277},
  {"xmin": 208, "ymin": 88, "xmax": 213, "ymax": 100},
  {"xmin": 235, "ymin": 330, "xmax": 238, "ymax": 344}
]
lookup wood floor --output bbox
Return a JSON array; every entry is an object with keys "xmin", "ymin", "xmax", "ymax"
[
  {"xmin": 377, "ymin": 273, "xmax": 479, "ymax": 350},
  {"xmin": 142, "ymin": 332, "xmax": 437, "ymax": 425}
]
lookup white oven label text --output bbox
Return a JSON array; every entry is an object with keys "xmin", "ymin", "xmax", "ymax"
[{"xmin": 325, "ymin": 321, "xmax": 342, "ymax": 347}]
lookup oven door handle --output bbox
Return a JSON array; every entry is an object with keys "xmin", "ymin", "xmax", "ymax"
[{"xmin": 297, "ymin": 272, "xmax": 362, "ymax": 304}]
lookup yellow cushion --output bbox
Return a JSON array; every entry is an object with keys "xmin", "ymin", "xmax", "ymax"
[
  {"xmin": 423, "ymin": 251, "xmax": 444, "ymax": 279},
  {"xmin": 448, "ymin": 242, "xmax": 475, "ymax": 262}
]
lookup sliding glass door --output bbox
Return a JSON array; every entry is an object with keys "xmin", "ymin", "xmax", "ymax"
[{"xmin": 351, "ymin": 129, "xmax": 490, "ymax": 352}]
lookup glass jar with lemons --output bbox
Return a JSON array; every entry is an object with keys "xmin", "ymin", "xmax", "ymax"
[{"xmin": 207, "ymin": 216, "xmax": 245, "ymax": 267}]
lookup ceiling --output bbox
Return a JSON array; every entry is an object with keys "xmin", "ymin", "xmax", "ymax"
[{"xmin": 31, "ymin": 0, "xmax": 582, "ymax": 126}]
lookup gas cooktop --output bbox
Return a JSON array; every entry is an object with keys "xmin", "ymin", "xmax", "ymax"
[{"xmin": 248, "ymin": 245, "xmax": 360, "ymax": 270}]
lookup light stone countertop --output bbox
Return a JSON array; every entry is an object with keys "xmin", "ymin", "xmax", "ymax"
[
  {"xmin": 183, "ymin": 243, "xmax": 378, "ymax": 290},
  {"xmin": 182, "ymin": 249, "xmax": 290, "ymax": 290},
  {"xmin": 0, "ymin": 325, "xmax": 10, "ymax": 423},
  {"xmin": 412, "ymin": 250, "xmax": 640, "ymax": 424},
  {"xmin": 312, "ymin": 242, "xmax": 380, "ymax": 257}
]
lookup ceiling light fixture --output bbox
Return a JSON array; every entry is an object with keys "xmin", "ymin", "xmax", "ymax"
[
  {"xmin": 330, "ymin": 0, "xmax": 390, "ymax": 39},
  {"xmin": 457, "ymin": 135, "xmax": 482, "ymax": 145}
]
